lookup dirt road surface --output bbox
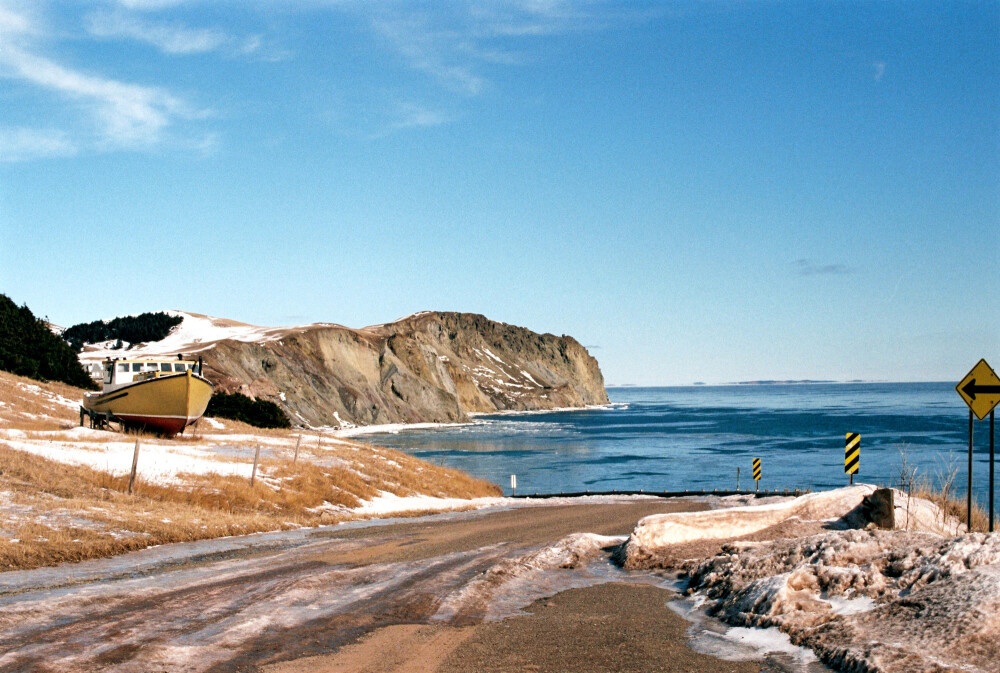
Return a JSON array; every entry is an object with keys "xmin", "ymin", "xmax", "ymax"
[{"xmin": 0, "ymin": 500, "xmax": 765, "ymax": 673}]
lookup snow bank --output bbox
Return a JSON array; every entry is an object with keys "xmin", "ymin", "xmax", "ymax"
[
  {"xmin": 627, "ymin": 485, "xmax": 875, "ymax": 550},
  {"xmin": 434, "ymin": 533, "xmax": 626, "ymax": 622},
  {"xmin": 351, "ymin": 491, "xmax": 505, "ymax": 516},
  {"xmin": 623, "ymin": 485, "xmax": 960, "ymax": 566},
  {"xmin": 683, "ymin": 530, "xmax": 1000, "ymax": 673}
]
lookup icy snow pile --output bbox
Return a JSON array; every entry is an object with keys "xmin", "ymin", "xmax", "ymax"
[
  {"xmin": 683, "ymin": 530, "xmax": 1000, "ymax": 673},
  {"xmin": 621, "ymin": 485, "xmax": 961, "ymax": 568},
  {"xmin": 619, "ymin": 486, "xmax": 998, "ymax": 673},
  {"xmin": 434, "ymin": 533, "xmax": 626, "ymax": 623}
]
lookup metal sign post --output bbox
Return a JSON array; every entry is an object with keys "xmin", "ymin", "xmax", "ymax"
[
  {"xmin": 956, "ymin": 359, "xmax": 1000, "ymax": 533},
  {"xmin": 968, "ymin": 409, "xmax": 974, "ymax": 530},
  {"xmin": 991, "ymin": 410, "xmax": 996, "ymax": 532}
]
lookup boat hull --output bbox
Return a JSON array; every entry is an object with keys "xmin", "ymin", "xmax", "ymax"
[{"xmin": 83, "ymin": 371, "xmax": 213, "ymax": 436}]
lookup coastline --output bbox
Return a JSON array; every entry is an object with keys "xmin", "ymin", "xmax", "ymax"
[{"xmin": 332, "ymin": 401, "xmax": 626, "ymax": 438}]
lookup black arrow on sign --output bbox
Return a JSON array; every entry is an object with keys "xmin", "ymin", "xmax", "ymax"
[{"xmin": 961, "ymin": 379, "xmax": 1000, "ymax": 400}]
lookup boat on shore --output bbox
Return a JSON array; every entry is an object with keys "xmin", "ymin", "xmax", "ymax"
[{"xmin": 81, "ymin": 356, "xmax": 213, "ymax": 436}]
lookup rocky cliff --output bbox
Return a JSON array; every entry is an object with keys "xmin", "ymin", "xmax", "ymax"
[{"xmin": 80, "ymin": 311, "xmax": 609, "ymax": 428}]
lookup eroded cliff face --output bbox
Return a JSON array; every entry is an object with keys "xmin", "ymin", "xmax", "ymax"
[{"xmin": 198, "ymin": 312, "xmax": 608, "ymax": 428}]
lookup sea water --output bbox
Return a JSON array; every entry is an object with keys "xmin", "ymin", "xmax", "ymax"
[{"xmin": 362, "ymin": 383, "xmax": 996, "ymax": 504}]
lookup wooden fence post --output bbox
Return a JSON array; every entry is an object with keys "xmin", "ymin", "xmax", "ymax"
[
  {"xmin": 293, "ymin": 435, "xmax": 301, "ymax": 464},
  {"xmin": 128, "ymin": 436, "xmax": 141, "ymax": 495},
  {"xmin": 251, "ymin": 441, "xmax": 261, "ymax": 487}
]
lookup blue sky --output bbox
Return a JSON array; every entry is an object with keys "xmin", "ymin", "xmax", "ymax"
[{"xmin": 0, "ymin": 0, "xmax": 997, "ymax": 385}]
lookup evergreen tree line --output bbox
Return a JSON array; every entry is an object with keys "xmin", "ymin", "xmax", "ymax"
[
  {"xmin": 0, "ymin": 294, "xmax": 97, "ymax": 389},
  {"xmin": 205, "ymin": 392, "xmax": 291, "ymax": 429},
  {"xmin": 63, "ymin": 312, "xmax": 183, "ymax": 351}
]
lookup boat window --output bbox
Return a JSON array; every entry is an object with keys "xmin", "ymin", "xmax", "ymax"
[
  {"xmin": 161, "ymin": 363, "xmax": 172, "ymax": 372},
  {"xmin": 146, "ymin": 363, "xmax": 158, "ymax": 370},
  {"xmin": 118, "ymin": 364, "xmax": 128, "ymax": 372},
  {"xmin": 174, "ymin": 363, "xmax": 186, "ymax": 372},
  {"xmin": 132, "ymin": 363, "xmax": 143, "ymax": 372}
]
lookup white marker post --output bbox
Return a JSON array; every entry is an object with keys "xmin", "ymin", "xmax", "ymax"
[{"xmin": 511, "ymin": 474, "xmax": 517, "ymax": 496}]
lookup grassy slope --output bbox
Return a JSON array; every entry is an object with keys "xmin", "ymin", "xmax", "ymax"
[{"xmin": 0, "ymin": 371, "xmax": 501, "ymax": 571}]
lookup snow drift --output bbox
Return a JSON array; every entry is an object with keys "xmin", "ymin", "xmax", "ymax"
[
  {"xmin": 621, "ymin": 485, "xmax": 961, "ymax": 569},
  {"xmin": 684, "ymin": 530, "xmax": 1000, "ymax": 673},
  {"xmin": 618, "ymin": 485, "xmax": 998, "ymax": 673}
]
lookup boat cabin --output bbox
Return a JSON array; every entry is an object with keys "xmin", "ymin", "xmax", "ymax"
[{"xmin": 101, "ymin": 357, "xmax": 203, "ymax": 391}]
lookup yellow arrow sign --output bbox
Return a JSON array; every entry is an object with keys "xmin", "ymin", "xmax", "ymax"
[{"xmin": 956, "ymin": 359, "xmax": 1000, "ymax": 421}]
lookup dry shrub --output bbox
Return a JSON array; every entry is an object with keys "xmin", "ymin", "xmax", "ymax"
[
  {"xmin": 893, "ymin": 445, "xmax": 990, "ymax": 533},
  {"xmin": 913, "ymin": 479, "xmax": 989, "ymax": 534}
]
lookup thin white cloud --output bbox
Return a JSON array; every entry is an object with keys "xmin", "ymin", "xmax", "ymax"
[
  {"xmin": 0, "ymin": 3, "xmax": 33, "ymax": 35},
  {"xmin": 0, "ymin": 0, "xmax": 211, "ymax": 155},
  {"xmin": 363, "ymin": 1, "xmax": 614, "ymax": 96},
  {"xmin": 393, "ymin": 103, "xmax": 451, "ymax": 130},
  {"xmin": 86, "ymin": 11, "xmax": 229, "ymax": 55},
  {"xmin": 0, "ymin": 42, "xmax": 206, "ymax": 148},
  {"xmin": 0, "ymin": 126, "xmax": 76, "ymax": 162},
  {"xmin": 873, "ymin": 61, "xmax": 886, "ymax": 82},
  {"xmin": 115, "ymin": 0, "xmax": 190, "ymax": 10},
  {"xmin": 372, "ymin": 14, "xmax": 485, "ymax": 95}
]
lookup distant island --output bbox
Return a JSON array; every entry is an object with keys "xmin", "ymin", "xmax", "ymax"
[{"xmin": 731, "ymin": 379, "xmax": 839, "ymax": 385}]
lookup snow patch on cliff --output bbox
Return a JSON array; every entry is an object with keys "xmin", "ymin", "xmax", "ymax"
[{"xmin": 78, "ymin": 311, "xmax": 327, "ymax": 361}]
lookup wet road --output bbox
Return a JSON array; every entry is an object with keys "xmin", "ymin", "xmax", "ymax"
[{"xmin": 1, "ymin": 500, "xmax": 718, "ymax": 673}]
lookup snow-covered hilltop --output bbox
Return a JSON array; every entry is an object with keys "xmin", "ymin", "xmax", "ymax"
[{"xmin": 77, "ymin": 310, "xmax": 609, "ymax": 428}]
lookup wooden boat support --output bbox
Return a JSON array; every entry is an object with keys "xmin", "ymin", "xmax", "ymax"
[{"xmin": 80, "ymin": 406, "xmax": 123, "ymax": 432}]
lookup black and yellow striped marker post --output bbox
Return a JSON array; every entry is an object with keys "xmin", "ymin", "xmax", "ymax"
[
  {"xmin": 752, "ymin": 457, "xmax": 761, "ymax": 491},
  {"xmin": 845, "ymin": 433, "xmax": 860, "ymax": 485}
]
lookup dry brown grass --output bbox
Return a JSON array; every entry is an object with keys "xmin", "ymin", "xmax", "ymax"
[
  {"xmin": 0, "ymin": 370, "xmax": 501, "ymax": 571},
  {"xmin": 912, "ymin": 481, "xmax": 989, "ymax": 534},
  {"xmin": 891, "ymin": 445, "xmax": 990, "ymax": 533},
  {"xmin": 0, "ymin": 371, "xmax": 83, "ymax": 431},
  {"xmin": 0, "ymin": 444, "xmax": 294, "ymax": 570}
]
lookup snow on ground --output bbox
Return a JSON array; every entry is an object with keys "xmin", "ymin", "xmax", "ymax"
[
  {"xmin": 78, "ymin": 311, "xmax": 328, "ymax": 361},
  {"xmin": 13, "ymin": 382, "xmax": 79, "ymax": 411},
  {"xmin": 352, "ymin": 491, "xmax": 505, "ymax": 516},
  {"xmin": 678, "ymin": 530, "xmax": 1000, "ymax": 673},
  {"xmin": 0, "ymin": 430, "xmax": 256, "ymax": 483},
  {"xmin": 434, "ymin": 532, "xmax": 628, "ymax": 622},
  {"xmin": 333, "ymin": 421, "xmax": 468, "ymax": 437},
  {"xmin": 624, "ymin": 485, "xmax": 960, "ymax": 559},
  {"xmin": 620, "ymin": 486, "xmax": 999, "ymax": 673}
]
